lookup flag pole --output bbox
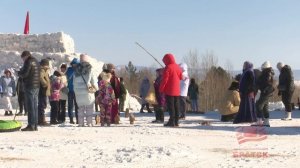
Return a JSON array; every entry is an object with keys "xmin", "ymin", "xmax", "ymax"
[{"xmin": 135, "ymin": 42, "xmax": 164, "ymax": 68}]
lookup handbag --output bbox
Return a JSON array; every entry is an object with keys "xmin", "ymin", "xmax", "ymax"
[{"xmin": 80, "ymin": 74, "xmax": 97, "ymax": 94}]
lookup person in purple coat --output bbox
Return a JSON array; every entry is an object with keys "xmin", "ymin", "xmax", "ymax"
[
  {"xmin": 152, "ymin": 68, "xmax": 166, "ymax": 123},
  {"xmin": 233, "ymin": 61, "xmax": 257, "ymax": 124}
]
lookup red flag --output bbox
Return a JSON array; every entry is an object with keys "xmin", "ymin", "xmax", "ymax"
[{"xmin": 24, "ymin": 11, "xmax": 29, "ymax": 34}]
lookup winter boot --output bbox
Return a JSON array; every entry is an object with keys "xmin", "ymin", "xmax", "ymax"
[
  {"xmin": 4, "ymin": 111, "xmax": 9, "ymax": 116},
  {"xmin": 70, "ymin": 117, "xmax": 75, "ymax": 124},
  {"xmin": 146, "ymin": 104, "xmax": 153, "ymax": 113},
  {"xmin": 263, "ymin": 118, "xmax": 270, "ymax": 127},
  {"xmin": 16, "ymin": 112, "xmax": 23, "ymax": 116},
  {"xmin": 8, "ymin": 111, "xmax": 13, "ymax": 116},
  {"xmin": 140, "ymin": 104, "xmax": 145, "ymax": 113},
  {"xmin": 21, "ymin": 125, "xmax": 35, "ymax": 131},
  {"xmin": 38, "ymin": 115, "xmax": 50, "ymax": 126},
  {"xmin": 281, "ymin": 112, "xmax": 292, "ymax": 121},
  {"xmin": 125, "ymin": 108, "xmax": 130, "ymax": 118}
]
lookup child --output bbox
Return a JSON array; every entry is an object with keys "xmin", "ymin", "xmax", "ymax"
[
  {"xmin": 97, "ymin": 68, "xmax": 116, "ymax": 126},
  {"xmin": 49, "ymin": 71, "xmax": 64, "ymax": 124},
  {"xmin": 0, "ymin": 69, "xmax": 16, "ymax": 116},
  {"xmin": 152, "ymin": 68, "xmax": 165, "ymax": 123}
]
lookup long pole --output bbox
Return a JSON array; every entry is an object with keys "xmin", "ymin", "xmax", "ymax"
[{"xmin": 135, "ymin": 42, "xmax": 164, "ymax": 68}]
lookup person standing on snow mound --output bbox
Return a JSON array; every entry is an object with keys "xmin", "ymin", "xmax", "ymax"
[
  {"xmin": 159, "ymin": 53, "xmax": 182, "ymax": 127},
  {"xmin": 18, "ymin": 51, "xmax": 40, "ymax": 131},
  {"xmin": 0, "ymin": 69, "xmax": 16, "ymax": 116},
  {"xmin": 233, "ymin": 61, "xmax": 257, "ymax": 124},
  {"xmin": 277, "ymin": 62, "xmax": 295, "ymax": 121}
]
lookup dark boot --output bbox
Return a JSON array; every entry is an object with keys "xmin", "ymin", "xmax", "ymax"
[
  {"xmin": 4, "ymin": 111, "xmax": 9, "ymax": 116},
  {"xmin": 146, "ymin": 103, "xmax": 153, "ymax": 113},
  {"xmin": 21, "ymin": 125, "xmax": 35, "ymax": 131},
  {"xmin": 9, "ymin": 111, "xmax": 13, "ymax": 116},
  {"xmin": 38, "ymin": 115, "xmax": 50, "ymax": 126},
  {"xmin": 140, "ymin": 104, "xmax": 145, "ymax": 113},
  {"xmin": 16, "ymin": 112, "xmax": 23, "ymax": 116},
  {"xmin": 70, "ymin": 117, "xmax": 75, "ymax": 124},
  {"xmin": 164, "ymin": 119, "xmax": 175, "ymax": 127},
  {"xmin": 159, "ymin": 110, "xmax": 164, "ymax": 123}
]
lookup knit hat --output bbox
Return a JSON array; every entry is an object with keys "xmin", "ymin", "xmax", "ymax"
[
  {"xmin": 40, "ymin": 59, "xmax": 49, "ymax": 66},
  {"xmin": 80, "ymin": 54, "xmax": 90, "ymax": 63},
  {"xmin": 261, "ymin": 61, "xmax": 271, "ymax": 70},
  {"xmin": 70, "ymin": 58, "xmax": 80, "ymax": 65},
  {"xmin": 277, "ymin": 62, "xmax": 285, "ymax": 70}
]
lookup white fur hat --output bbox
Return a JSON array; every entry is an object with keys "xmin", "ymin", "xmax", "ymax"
[
  {"xmin": 261, "ymin": 61, "xmax": 271, "ymax": 70},
  {"xmin": 277, "ymin": 62, "xmax": 285, "ymax": 70},
  {"xmin": 80, "ymin": 54, "xmax": 90, "ymax": 62}
]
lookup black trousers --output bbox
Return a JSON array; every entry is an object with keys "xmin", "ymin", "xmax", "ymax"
[
  {"xmin": 166, "ymin": 95, "xmax": 180, "ymax": 125},
  {"xmin": 59, "ymin": 99, "xmax": 66, "ymax": 122},
  {"xmin": 256, "ymin": 94, "xmax": 270, "ymax": 118},
  {"xmin": 282, "ymin": 90, "xmax": 294, "ymax": 112},
  {"xmin": 50, "ymin": 101, "xmax": 59, "ymax": 123}
]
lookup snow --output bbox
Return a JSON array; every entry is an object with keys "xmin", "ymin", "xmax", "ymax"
[{"xmin": 1, "ymin": 106, "xmax": 300, "ymax": 168}]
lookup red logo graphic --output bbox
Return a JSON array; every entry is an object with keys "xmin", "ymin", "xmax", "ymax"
[{"xmin": 235, "ymin": 126, "xmax": 267, "ymax": 144}]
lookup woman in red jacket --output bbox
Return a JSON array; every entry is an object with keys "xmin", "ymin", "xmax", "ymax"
[{"xmin": 159, "ymin": 53, "xmax": 182, "ymax": 127}]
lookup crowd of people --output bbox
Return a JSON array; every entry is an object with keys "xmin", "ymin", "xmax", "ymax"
[{"xmin": 1, "ymin": 50, "xmax": 295, "ymax": 131}]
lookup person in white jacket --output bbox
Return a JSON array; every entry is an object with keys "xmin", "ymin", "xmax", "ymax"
[
  {"xmin": 179, "ymin": 63, "xmax": 190, "ymax": 120},
  {"xmin": 73, "ymin": 54, "xmax": 98, "ymax": 127}
]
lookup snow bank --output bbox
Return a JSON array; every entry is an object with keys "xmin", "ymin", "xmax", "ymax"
[{"xmin": 0, "ymin": 32, "xmax": 74, "ymax": 53}]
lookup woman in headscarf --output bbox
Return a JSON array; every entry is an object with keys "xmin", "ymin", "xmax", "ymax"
[{"xmin": 233, "ymin": 61, "xmax": 257, "ymax": 124}]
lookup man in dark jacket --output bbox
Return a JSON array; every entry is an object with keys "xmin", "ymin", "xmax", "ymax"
[
  {"xmin": 255, "ymin": 61, "xmax": 275, "ymax": 127},
  {"xmin": 18, "ymin": 51, "xmax": 40, "ymax": 131},
  {"xmin": 277, "ymin": 62, "xmax": 295, "ymax": 120},
  {"xmin": 159, "ymin": 53, "xmax": 182, "ymax": 127}
]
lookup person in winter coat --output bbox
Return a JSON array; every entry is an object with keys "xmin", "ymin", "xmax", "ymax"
[
  {"xmin": 188, "ymin": 78, "xmax": 199, "ymax": 112},
  {"xmin": 179, "ymin": 63, "xmax": 190, "ymax": 120},
  {"xmin": 18, "ymin": 51, "xmax": 40, "ymax": 131},
  {"xmin": 0, "ymin": 69, "xmax": 16, "ymax": 116},
  {"xmin": 233, "ymin": 61, "xmax": 257, "ymax": 124},
  {"xmin": 106, "ymin": 63, "xmax": 121, "ymax": 124},
  {"xmin": 16, "ymin": 77, "xmax": 27, "ymax": 116},
  {"xmin": 73, "ymin": 54, "xmax": 98, "ymax": 127},
  {"xmin": 277, "ymin": 62, "xmax": 295, "ymax": 120},
  {"xmin": 255, "ymin": 61, "xmax": 275, "ymax": 127},
  {"xmin": 96, "ymin": 68, "xmax": 116, "ymax": 126},
  {"xmin": 66, "ymin": 58, "xmax": 80, "ymax": 124},
  {"xmin": 152, "ymin": 68, "xmax": 166, "ymax": 123},
  {"xmin": 139, "ymin": 76, "xmax": 153, "ymax": 113},
  {"xmin": 49, "ymin": 71, "xmax": 64, "ymax": 124},
  {"xmin": 119, "ymin": 77, "xmax": 127, "ymax": 112},
  {"xmin": 38, "ymin": 58, "xmax": 51, "ymax": 126},
  {"xmin": 159, "ymin": 53, "xmax": 182, "ymax": 127},
  {"xmin": 58, "ymin": 63, "xmax": 68, "ymax": 123},
  {"xmin": 218, "ymin": 81, "xmax": 240, "ymax": 122}
]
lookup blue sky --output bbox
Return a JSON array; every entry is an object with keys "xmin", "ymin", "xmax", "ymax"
[{"xmin": 1, "ymin": 0, "xmax": 300, "ymax": 70}]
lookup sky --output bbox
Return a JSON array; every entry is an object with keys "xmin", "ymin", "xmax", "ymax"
[{"xmin": 1, "ymin": 0, "xmax": 300, "ymax": 70}]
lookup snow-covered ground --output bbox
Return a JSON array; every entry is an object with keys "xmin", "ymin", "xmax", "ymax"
[{"xmin": 0, "ymin": 107, "xmax": 300, "ymax": 168}]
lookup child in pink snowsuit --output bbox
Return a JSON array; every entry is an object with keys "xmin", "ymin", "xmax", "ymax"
[{"xmin": 97, "ymin": 70, "xmax": 116, "ymax": 126}]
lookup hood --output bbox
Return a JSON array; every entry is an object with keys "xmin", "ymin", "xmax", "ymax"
[
  {"xmin": 162, "ymin": 53, "xmax": 176, "ymax": 65},
  {"xmin": 100, "ymin": 72, "xmax": 112, "ymax": 82},
  {"xmin": 70, "ymin": 58, "xmax": 80, "ymax": 65},
  {"xmin": 179, "ymin": 63, "xmax": 188, "ymax": 72}
]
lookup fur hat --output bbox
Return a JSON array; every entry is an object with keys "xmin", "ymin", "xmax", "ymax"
[
  {"xmin": 277, "ymin": 62, "xmax": 285, "ymax": 70},
  {"xmin": 80, "ymin": 54, "xmax": 90, "ymax": 63},
  {"xmin": 228, "ymin": 81, "xmax": 239, "ymax": 90},
  {"xmin": 40, "ymin": 59, "xmax": 49, "ymax": 66},
  {"xmin": 261, "ymin": 61, "xmax": 271, "ymax": 70},
  {"xmin": 106, "ymin": 63, "xmax": 115, "ymax": 72},
  {"xmin": 60, "ymin": 63, "xmax": 67, "ymax": 69}
]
